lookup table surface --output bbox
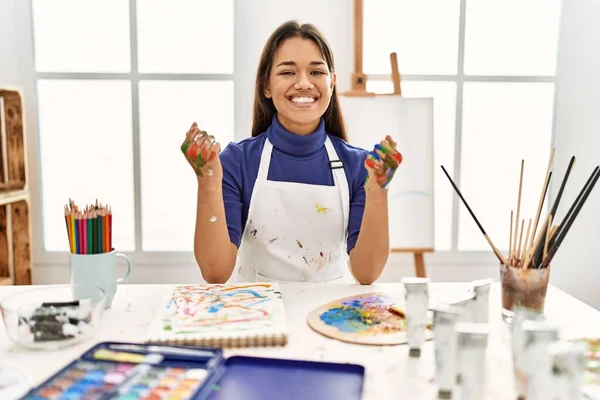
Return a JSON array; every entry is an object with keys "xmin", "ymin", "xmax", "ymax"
[{"xmin": 1, "ymin": 282, "xmax": 599, "ymax": 399}]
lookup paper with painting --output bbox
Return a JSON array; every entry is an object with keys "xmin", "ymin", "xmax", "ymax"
[
  {"xmin": 146, "ymin": 283, "xmax": 289, "ymax": 347},
  {"xmin": 307, "ymin": 292, "xmax": 433, "ymax": 345}
]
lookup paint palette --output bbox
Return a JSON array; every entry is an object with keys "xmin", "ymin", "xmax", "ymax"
[
  {"xmin": 23, "ymin": 341, "xmax": 365, "ymax": 400},
  {"xmin": 306, "ymin": 292, "xmax": 434, "ymax": 345},
  {"xmin": 22, "ymin": 342, "xmax": 218, "ymax": 400},
  {"xmin": 28, "ymin": 362, "xmax": 207, "ymax": 399}
]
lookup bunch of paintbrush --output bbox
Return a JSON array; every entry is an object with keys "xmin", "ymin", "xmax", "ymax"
[
  {"xmin": 64, "ymin": 198, "xmax": 113, "ymax": 254},
  {"xmin": 441, "ymin": 148, "xmax": 600, "ymax": 269}
]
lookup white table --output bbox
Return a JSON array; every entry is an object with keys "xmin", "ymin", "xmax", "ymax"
[{"xmin": 1, "ymin": 282, "xmax": 599, "ymax": 399}]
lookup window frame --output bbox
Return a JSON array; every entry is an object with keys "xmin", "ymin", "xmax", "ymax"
[
  {"xmin": 17, "ymin": 0, "xmax": 557, "ymax": 271},
  {"xmin": 364, "ymin": 0, "xmax": 557, "ymax": 251}
]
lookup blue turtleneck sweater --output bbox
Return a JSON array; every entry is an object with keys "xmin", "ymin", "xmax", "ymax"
[{"xmin": 219, "ymin": 115, "xmax": 369, "ymax": 254}]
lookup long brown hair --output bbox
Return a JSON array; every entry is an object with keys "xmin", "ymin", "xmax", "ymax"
[{"xmin": 251, "ymin": 20, "xmax": 347, "ymax": 141}]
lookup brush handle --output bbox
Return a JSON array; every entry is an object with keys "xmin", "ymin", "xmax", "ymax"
[
  {"xmin": 532, "ymin": 156, "xmax": 576, "ymax": 267},
  {"xmin": 541, "ymin": 167, "xmax": 600, "ymax": 267}
]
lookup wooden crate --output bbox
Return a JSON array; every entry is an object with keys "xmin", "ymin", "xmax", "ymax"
[
  {"xmin": 0, "ymin": 87, "xmax": 32, "ymax": 286},
  {"xmin": 0, "ymin": 196, "xmax": 32, "ymax": 285},
  {"xmin": 0, "ymin": 89, "xmax": 26, "ymax": 191}
]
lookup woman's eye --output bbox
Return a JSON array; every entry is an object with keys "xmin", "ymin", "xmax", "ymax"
[
  {"xmin": 280, "ymin": 71, "xmax": 295, "ymax": 75},
  {"xmin": 311, "ymin": 70, "xmax": 326, "ymax": 75}
]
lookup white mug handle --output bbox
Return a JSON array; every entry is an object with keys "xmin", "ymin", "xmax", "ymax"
[{"xmin": 116, "ymin": 253, "xmax": 132, "ymax": 283}]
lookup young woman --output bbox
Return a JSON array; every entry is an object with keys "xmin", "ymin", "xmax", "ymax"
[{"xmin": 182, "ymin": 21, "xmax": 402, "ymax": 285}]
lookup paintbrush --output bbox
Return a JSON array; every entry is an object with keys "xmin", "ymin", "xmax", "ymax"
[
  {"xmin": 388, "ymin": 306, "xmax": 406, "ymax": 318},
  {"xmin": 512, "ymin": 160, "xmax": 525, "ymax": 266},
  {"xmin": 531, "ymin": 156, "xmax": 576, "ymax": 267},
  {"xmin": 547, "ymin": 165, "xmax": 600, "ymax": 252},
  {"xmin": 441, "ymin": 165, "xmax": 507, "ymax": 265},
  {"xmin": 541, "ymin": 166, "xmax": 600, "ymax": 268},
  {"xmin": 529, "ymin": 148, "xmax": 555, "ymax": 249}
]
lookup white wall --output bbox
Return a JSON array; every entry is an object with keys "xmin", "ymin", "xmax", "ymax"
[
  {"xmin": 549, "ymin": 0, "xmax": 600, "ymax": 309},
  {"xmin": 0, "ymin": 0, "xmax": 19, "ymax": 87}
]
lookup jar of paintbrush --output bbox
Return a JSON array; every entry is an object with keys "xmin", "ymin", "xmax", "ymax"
[
  {"xmin": 441, "ymin": 151, "xmax": 600, "ymax": 324},
  {"xmin": 500, "ymin": 213, "xmax": 556, "ymax": 322}
]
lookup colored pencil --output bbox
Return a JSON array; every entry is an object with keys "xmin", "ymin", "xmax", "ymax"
[
  {"xmin": 74, "ymin": 215, "xmax": 80, "ymax": 254},
  {"xmin": 88, "ymin": 211, "xmax": 93, "ymax": 254},
  {"xmin": 92, "ymin": 211, "xmax": 97, "ymax": 254},
  {"xmin": 108, "ymin": 207, "xmax": 113, "ymax": 252},
  {"xmin": 98, "ymin": 210, "xmax": 103, "ymax": 254},
  {"xmin": 64, "ymin": 199, "xmax": 114, "ymax": 254},
  {"xmin": 104, "ymin": 208, "xmax": 110, "ymax": 252},
  {"xmin": 70, "ymin": 212, "xmax": 76, "ymax": 253}
]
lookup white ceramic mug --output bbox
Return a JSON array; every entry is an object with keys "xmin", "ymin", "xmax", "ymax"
[{"xmin": 69, "ymin": 250, "xmax": 132, "ymax": 308}]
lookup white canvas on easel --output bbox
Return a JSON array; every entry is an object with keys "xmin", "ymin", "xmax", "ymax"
[{"xmin": 339, "ymin": 95, "xmax": 435, "ymax": 250}]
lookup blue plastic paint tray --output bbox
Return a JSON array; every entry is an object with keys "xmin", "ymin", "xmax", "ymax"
[
  {"xmin": 198, "ymin": 355, "xmax": 365, "ymax": 400},
  {"xmin": 21, "ymin": 341, "xmax": 365, "ymax": 400}
]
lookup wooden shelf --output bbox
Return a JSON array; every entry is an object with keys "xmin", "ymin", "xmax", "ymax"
[
  {"xmin": 0, "ymin": 276, "xmax": 12, "ymax": 286},
  {"xmin": 0, "ymin": 189, "xmax": 29, "ymax": 206},
  {"xmin": 0, "ymin": 88, "xmax": 32, "ymax": 285}
]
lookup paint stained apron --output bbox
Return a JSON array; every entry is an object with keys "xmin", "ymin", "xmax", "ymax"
[{"xmin": 232, "ymin": 136, "xmax": 353, "ymax": 283}]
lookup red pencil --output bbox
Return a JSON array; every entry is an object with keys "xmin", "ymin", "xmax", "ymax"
[{"xmin": 108, "ymin": 206, "xmax": 112, "ymax": 252}]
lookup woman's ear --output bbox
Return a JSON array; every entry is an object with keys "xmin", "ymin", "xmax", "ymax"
[
  {"xmin": 330, "ymin": 73, "xmax": 337, "ymax": 94},
  {"xmin": 264, "ymin": 85, "xmax": 272, "ymax": 98}
]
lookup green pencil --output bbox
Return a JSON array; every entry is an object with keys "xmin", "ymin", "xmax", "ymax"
[
  {"xmin": 97, "ymin": 212, "xmax": 103, "ymax": 254},
  {"xmin": 87, "ymin": 213, "xmax": 93, "ymax": 254}
]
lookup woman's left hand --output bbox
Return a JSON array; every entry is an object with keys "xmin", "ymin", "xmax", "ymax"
[{"xmin": 364, "ymin": 135, "xmax": 403, "ymax": 190}]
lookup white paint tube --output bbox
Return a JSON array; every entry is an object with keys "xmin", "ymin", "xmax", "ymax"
[
  {"xmin": 471, "ymin": 279, "xmax": 493, "ymax": 323},
  {"xmin": 431, "ymin": 303, "xmax": 465, "ymax": 399},
  {"xmin": 511, "ymin": 306, "xmax": 545, "ymax": 399},
  {"xmin": 550, "ymin": 340, "xmax": 587, "ymax": 400},
  {"xmin": 402, "ymin": 277, "xmax": 430, "ymax": 357},
  {"xmin": 522, "ymin": 320, "xmax": 559, "ymax": 400},
  {"xmin": 455, "ymin": 322, "xmax": 489, "ymax": 400}
]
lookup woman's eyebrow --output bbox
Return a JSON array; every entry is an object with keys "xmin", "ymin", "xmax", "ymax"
[{"xmin": 275, "ymin": 60, "xmax": 327, "ymax": 67}]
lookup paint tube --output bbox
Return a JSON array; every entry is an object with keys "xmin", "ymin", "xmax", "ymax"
[
  {"xmin": 471, "ymin": 279, "xmax": 493, "ymax": 323},
  {"xmin": 431, "ymin": 303, "xmax": 465, "ymax": 399},
  {"xmin": 521, "ymin": 320, "xmax": 559, "ymax": 400},
  {"xmin": 450, "ymin": 293, "xmax": 475, "ymax": 324},
  {"xmin": 551, "ymin": 340, "xmax": 587, "ymax": 400},
  {"xmin": 402, "ymin": 277, "xmax": 430, "ymax": 357},
  {"xmin": 455, "ymin": 323, "xmax": 489, "ymax": 400},
  {"xmin": 511, "ymin": 307, "xmax": 545, "ymax": 399}
]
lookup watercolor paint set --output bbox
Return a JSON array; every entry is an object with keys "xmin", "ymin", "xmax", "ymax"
[{"xmin": 22, "ymin": 341, "xmax": 365, "ymax": 400}]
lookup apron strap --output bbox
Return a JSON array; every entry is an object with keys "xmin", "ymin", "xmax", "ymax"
[
  {"xmin": 324, "ymin": 137, "xmax": 350, "ymax": 238},
  {"xmin": 257, "ymin": 138, "xmax": 274, "ymax": 181}
]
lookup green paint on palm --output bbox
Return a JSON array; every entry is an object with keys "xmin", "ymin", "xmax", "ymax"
[{"xmin": 181, "ymin": 141, "xmax": 190, "ymax": 154}]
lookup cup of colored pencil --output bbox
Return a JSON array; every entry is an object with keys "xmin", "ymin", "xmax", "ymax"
[
  {"xmin": 441, "ymin": 148, "xmax": 600, "ymax": 321},
  {"xmin": 64, "ymin": 199, "xmax": 112, "ymax": 254}
]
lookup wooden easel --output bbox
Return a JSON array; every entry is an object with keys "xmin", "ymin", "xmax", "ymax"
[{"xmin": 341, "ymin": 0, "xmax": 433, "ymax": 277}]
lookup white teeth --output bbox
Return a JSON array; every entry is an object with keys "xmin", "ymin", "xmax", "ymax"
[{"xmin": 291, "ymin": 96, "xmax": 316, "ymax": 104}]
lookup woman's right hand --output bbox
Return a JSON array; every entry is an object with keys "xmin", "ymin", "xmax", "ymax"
[{"xmin": 181, "ymin": 122, "xmax": 223, "ymax": 184}]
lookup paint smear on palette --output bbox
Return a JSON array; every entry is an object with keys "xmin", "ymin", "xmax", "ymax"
[{"xmin": 319, "ymin": 295, "xmax": 405, "ymax": 335}]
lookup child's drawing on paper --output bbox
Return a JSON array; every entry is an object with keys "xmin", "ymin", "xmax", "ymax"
[{"xmin": 162, "ymin": 283, "xmax": 284, "ymax": 334}]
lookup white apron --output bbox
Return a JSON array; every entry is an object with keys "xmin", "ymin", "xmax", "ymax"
[{"xmin": 232, "ymin": 136, "xmax": 353, "ymax": 283}]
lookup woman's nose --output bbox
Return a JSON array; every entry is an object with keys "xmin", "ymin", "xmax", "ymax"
[{"xmin": 295, "ymin": 72, "xmax": 314, "ymax": 90}]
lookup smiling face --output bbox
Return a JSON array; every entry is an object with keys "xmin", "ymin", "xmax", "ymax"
[{"xmin": 264, "ymin": 37, "xmax": 336, "ymax": 136}]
